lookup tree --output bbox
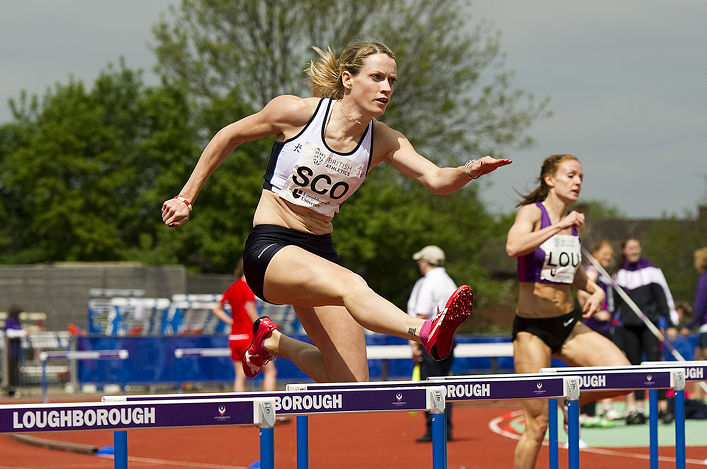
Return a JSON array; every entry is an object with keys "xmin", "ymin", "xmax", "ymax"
[
  {"xmin": 0, "ymin": 61, "xmax": 202, "ymax": 264},
  {"xmin": 643, "ymin": 213, "xmax": 707, "ymax": 306},
  {"xmin": 151, "ymin": 0, "xmax": 549, "ymax": 160},
  {"xmin": 148, "ymin": 0, "xmax": 551, "ymax": 324}
]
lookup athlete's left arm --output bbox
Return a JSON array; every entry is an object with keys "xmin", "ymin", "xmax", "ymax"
[
  {"xmin": 372, "ymin": 123, "xmax": 512, "ymax": 194},
  {"xmin": 573, "ymin": 268, "xmax": 605, "ymax": 318}
]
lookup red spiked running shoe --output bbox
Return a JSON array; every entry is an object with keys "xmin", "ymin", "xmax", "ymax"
[
  {"xmin": 242, "ymin": 316, "xmax": 277, "ymax": 378},
  {"xmin": 421, "ymin": 285, "xmax": 473, "ymax": 360}
]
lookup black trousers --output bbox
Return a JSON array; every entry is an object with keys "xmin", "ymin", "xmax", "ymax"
[
  {"xmin": 621, "ymin": 324, "xmax": 667, "ymax": 401},
  {"xmin": 419, "ymin": 343, "xmax": 454, "ymax": 435}
]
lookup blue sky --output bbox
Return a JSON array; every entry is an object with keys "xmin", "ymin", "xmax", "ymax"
[{"xmin": 2, "ymin": 0, "xmax": 705, "ymax": 218}]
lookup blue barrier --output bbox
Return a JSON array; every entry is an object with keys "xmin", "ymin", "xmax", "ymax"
[{"xmin": 75, "ymin": 334, "xmax": 525, "ymax": 385}]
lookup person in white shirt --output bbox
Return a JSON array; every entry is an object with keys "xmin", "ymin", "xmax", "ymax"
[{"xmin": 408, "ymin": 245, "xmax": 458, "ymax": 442}]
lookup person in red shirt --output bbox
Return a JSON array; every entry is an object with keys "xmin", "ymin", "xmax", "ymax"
[{"xmin": 212, "ymin": 259, "xmax": 277, "ymax": 392}]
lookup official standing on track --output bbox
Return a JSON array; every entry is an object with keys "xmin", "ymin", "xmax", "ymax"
[{"xmin": 408, "ymin": 245, "xmax": 457, "ymax": 442}]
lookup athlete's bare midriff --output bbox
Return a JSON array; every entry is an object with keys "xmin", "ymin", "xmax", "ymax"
[
  {"xmin": 252, "ymin": 189, "xmax": 334, "ymax": 235},
  {"xmin": 515, "ymin": 282, "xmax": 574, "ymax": 319}
]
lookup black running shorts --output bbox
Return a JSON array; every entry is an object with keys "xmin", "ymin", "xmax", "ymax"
[
  {"xmin": 512, "ymin": 311, "xmax": 579, "ymax": 352},
  {"xmin": 243, "ymin": 224, "xmax": 343, "ymax": 303}
]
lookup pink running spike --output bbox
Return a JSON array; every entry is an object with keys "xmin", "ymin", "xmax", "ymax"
[
  {"xmin": 241, "ymin": 316, "xmax": 277, "ymax": 378},
  {"xmin": 420, "ymin": 285, "xmax": 474, "ymax": 360}
]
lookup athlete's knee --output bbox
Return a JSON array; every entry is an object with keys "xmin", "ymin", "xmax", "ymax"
[
  {"xmin": 524, "ymin": 412, "xmax": 549, "ymax": 442},
  {"xmin": 337, "ymin": 271, "xmax": 372, "ymax": 299}
]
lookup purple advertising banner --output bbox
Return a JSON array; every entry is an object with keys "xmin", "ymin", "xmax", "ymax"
[
  {"xmin": 142, "ymin": 388, "xmax": 431, "ymax": 416},
  {"xmin": 0, "ymin": 399, "xmax": 256, "ymax": 434},
  {"xmin": 115, "ymin": 377, "xmax": 568, "ymax": 405},
  {"xmin": 542, "ymin": 368, "xmax": 676, "ymax": 390},
  {"xmin": 291, "ymin": 377, "xmax": 567, "ymax": 401}
]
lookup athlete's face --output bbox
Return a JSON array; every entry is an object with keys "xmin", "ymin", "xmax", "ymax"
[
  {"xmin": 347, "ymin": 53, "xmax": 397, "ymax": 116},
  {"xmin": 547, "ymin": 159, "xmax": 583, "ymax": 202},
  {"xmin": 623, "ymin": 239, "xmax": 641, "ymax": 263}
]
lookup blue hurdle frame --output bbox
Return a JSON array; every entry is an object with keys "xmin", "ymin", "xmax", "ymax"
[{"xmin": 541, "ymin": 365, "xmax": 688, "ymax": 469}]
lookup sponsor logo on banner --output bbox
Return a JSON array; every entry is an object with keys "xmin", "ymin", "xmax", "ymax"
[
  {"xmin": 392, "ymin": 392, "xmax": 407, "ymax": 407},
  {"xmin": 13, "ymin": 407, "xmax": 156, "ymax": 430},
  {"xmin": 644, "ymin": 374, "xmax": 655, "ymax": 386},
  {"xmin": 214, "ymin": 404, "xmax": 230, "ymax": 422},
  {"xmin": 533, "ymin": 382, "xmax": 547, "ymax": 395}
]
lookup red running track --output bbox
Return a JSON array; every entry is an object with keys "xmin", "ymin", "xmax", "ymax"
[{"xmin": 1, "ymin": 403, "xmax": 706, "ymax": 468}]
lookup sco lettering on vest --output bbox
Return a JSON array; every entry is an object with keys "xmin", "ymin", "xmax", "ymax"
[
  {"xmin": 580, "ymin": 375, "xmax": 606, "ymax": 388},
  {"xmin": 445, "ymin": 383, "xmax": 491, "ymax": 398},
  {"xmin": 13, "ymin": 407, "xmax": 156, "ymax": 430},
  {"xmin": 685, "ymin": 368, "xmax": 704, "ymax": 379},
  {"xmin": 274, "ymin": 394, "xmax": 343, "ymax": 411}
]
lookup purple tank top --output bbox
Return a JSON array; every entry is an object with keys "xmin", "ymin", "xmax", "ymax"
[{"xmin": 517, "ymin": 202, "xmax": 581, "ymax": 284}]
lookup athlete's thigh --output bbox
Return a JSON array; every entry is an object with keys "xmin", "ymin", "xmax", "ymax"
[
  {"xmin": 295, "ymin": 304, "xmax": 369, "ymax": 382},
  {"xmin": 514, "ymin": 333, "xmax": 553, "ymax": 428},
  {"xmin": 263, "ymin": 245, "xmax": 365, "ymax": 307},
  {"xmin": 559, "ymin": 322, "xmax": 630, "ymax": 367},
  {"xmin": 513, "ymin": 332, "xmax": 553, "ymax": 374}
]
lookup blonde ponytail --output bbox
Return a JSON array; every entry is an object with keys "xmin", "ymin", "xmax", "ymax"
[{"xmin": 306, "ymin": 41, "xmax": 396, "ymax": 99}]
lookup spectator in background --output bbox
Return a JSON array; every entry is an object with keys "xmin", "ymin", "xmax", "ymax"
[
  {"xmin": 212, "ymin": 259, "xmax": 278, "ymax": 394},
  {"xmin": 681, "ymin": 246, "xmax": 707, "ymax": 402},
  {"xmin": 613, "ymin": 237, "xmax": 679, "ymax": 424},
  {"xmin": 407, "ymin": 245, "xmax": 457, "ymax": 442},
  {"xmin": 577, "ymin": 239, "xmax": 619, "ymax": 426},
  {"xmin": 4, "ymin": 305, "xmax": 27, "ymax": 397}
]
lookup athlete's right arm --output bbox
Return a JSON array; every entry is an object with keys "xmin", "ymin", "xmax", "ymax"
[
  {"xmin": 162, "ymin": 96, "xmax": 316, "ymax": 227},
  {"xmin": 506, "ymin": 206, "xmax": 585, "ymax": 257}
]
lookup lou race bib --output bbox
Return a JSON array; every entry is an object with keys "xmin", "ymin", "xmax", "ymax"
[{"xmin": 539, "ymin": 234, "xmax": 581, "ymax": 284}]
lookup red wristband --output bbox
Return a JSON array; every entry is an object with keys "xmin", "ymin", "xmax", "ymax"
[{"xmin": 173, "ymin": 196, "xmax": 193, "ymax": 213}]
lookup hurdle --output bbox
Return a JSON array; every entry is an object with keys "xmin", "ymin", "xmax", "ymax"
[
  {"xmin": 105, "ymin": 385, "xmax": 447, "ymax": 468},
  {"xmin": 0, "ymin": 396, "xmax": 276, "ymax": 469},
  {"xmin": 540, "ymin": 365, "xmax": 687, "ymax": 469},
  {"xmin": 286, "ymin": 374, "xmax": 581, "ymax": 469},
  {"xmin": 642, "ymin": 361, "xmax": 707, "ymax": 469},
  {"xmin": 39, "ymin": 349, "xmax": 130, "ymax": 403}
]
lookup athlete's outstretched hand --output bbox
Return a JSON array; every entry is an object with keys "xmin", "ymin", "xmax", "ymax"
[
  {"xmin": 466, "ymin": 155, "xmax": 513, "ymax": 179},
  {"xmin": 161, "ymin": 197, "xmax": 191, "ymax": 227}
]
